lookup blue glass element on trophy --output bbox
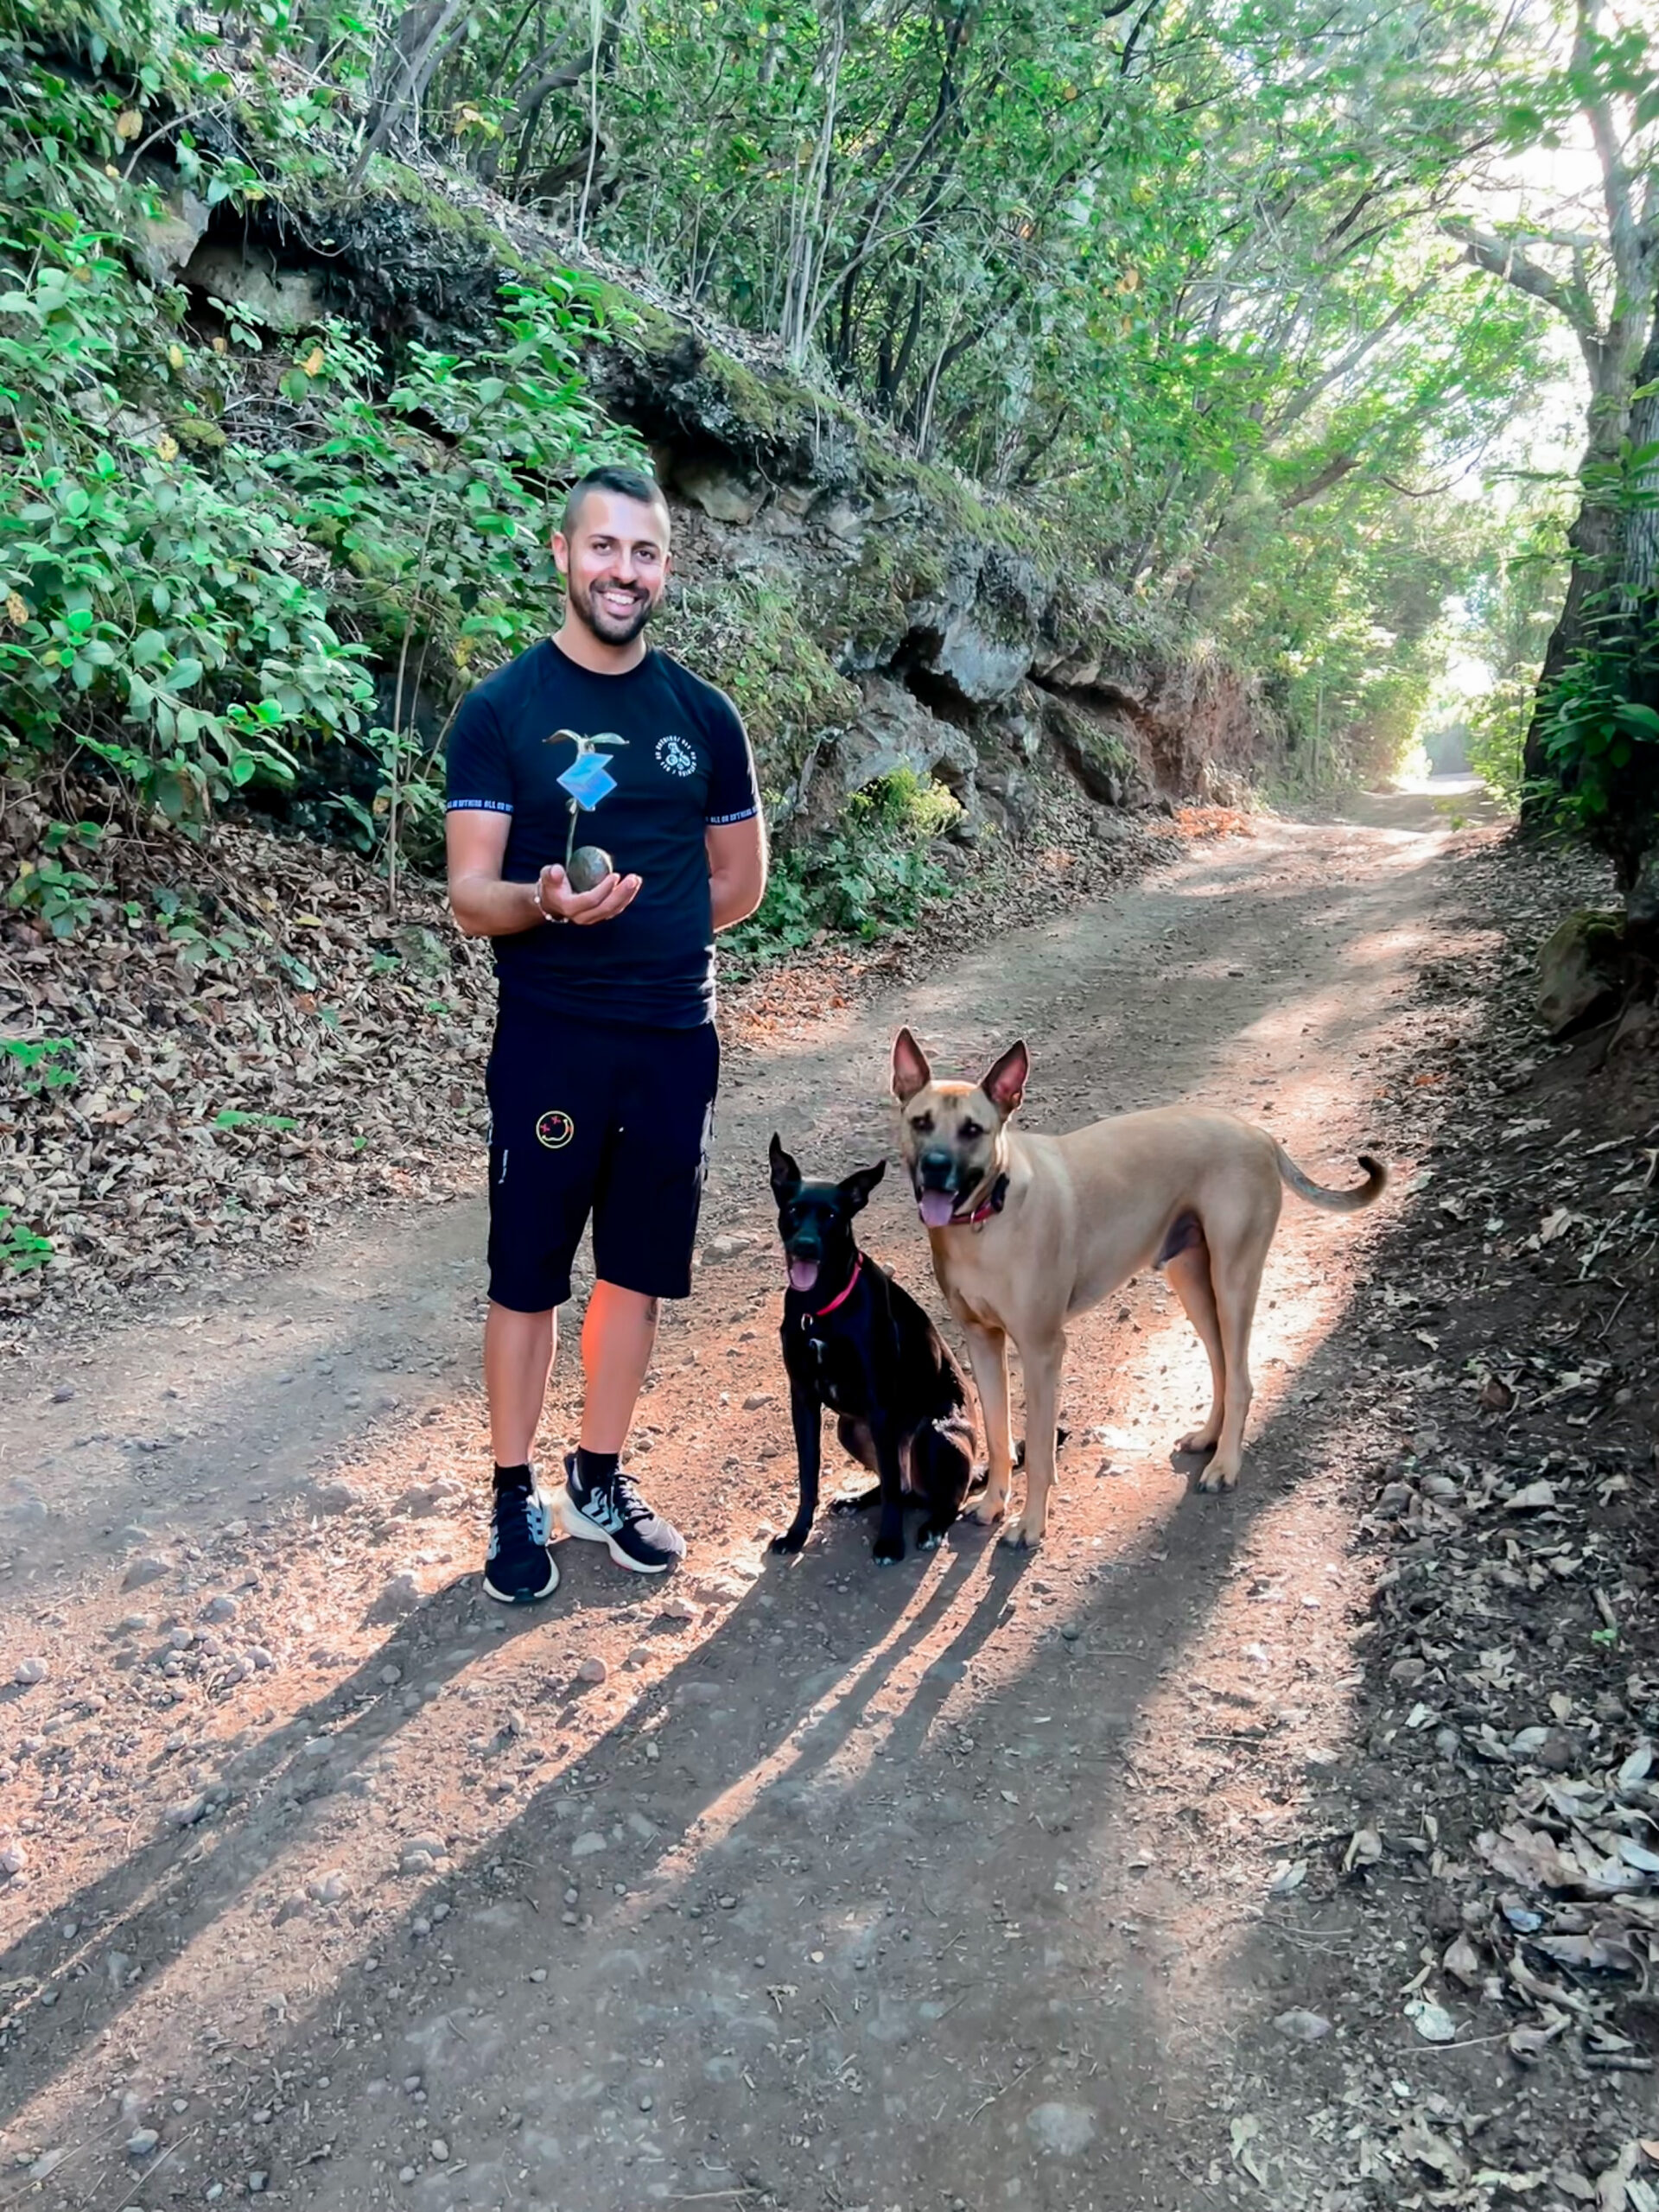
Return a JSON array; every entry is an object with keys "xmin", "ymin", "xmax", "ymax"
[
  {"xmin": 557, "ymin": 754, "xmax": 618, "ymax": 809},
  {"xmin": 555, "ymin": 739, "xmax": 625, "ymax": 888}
]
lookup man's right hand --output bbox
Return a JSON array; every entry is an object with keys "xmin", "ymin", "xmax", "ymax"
[{"xmin": 536, "ymin": 863, "xmax": 642, "ymax": 925}]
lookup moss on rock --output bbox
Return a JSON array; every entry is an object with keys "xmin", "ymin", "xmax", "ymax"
[
  {"xmin": 1536, "ymin": 910, "xmax": 1626, "ymax": 1038},
  {"xmin": 658, "ymin": 576, "xmax": 859, "ymax": 793},
  {"xmin": 169, "ymin": 415, "xmax": 226, "ymax": 452}
]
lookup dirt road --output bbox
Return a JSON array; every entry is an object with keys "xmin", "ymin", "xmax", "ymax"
[{"xmin": 1, "ymin": 799, "xmax": 1477, "ymax": 2211}]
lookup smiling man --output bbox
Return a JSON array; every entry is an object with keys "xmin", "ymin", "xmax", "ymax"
[{"xmin": 445, "ymin": 463, "xmax": 767, "ymax": 1604}]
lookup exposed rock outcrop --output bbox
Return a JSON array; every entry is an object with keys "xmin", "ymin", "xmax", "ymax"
[
  {"xmin": 1535, "ymin": 911, "xmax": 1627, "ymax": 1037},
  {"xmin": 163, "ymin": 162, "xmax": 1282, "ymax": 834}
]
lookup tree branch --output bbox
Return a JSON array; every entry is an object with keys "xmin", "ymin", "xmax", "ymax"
[
  {"xmin": 349, "ymin": 0, "xmax": 467, "ymax": 188},
  {"xmin": 509, "ymin": 45, "xmax": 604, "ymax": 124},
  {"xmin": 1264, "ymin": 277, "xmax": 1433, "ymax": 445},
  {"xmin": 1379, "ymin": 471, "xmax": 1461, "ymax": 499},
  {"xmin": 1279, "ymin": 452, "xmax": 1362, "ymax": 511},
  {"xmin": 1573, "ymin": 0, "xmax": 1642, "ymax": 296},
  {"xmin": 1119, "ymin": 0, "xmax": 1160, "ymax": 74},
  {"xmin": 1441, "ymin": 216, "xmax": 1601, "ymax": 340}
]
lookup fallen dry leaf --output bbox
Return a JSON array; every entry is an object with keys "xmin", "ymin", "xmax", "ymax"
[
  {"xmin": 1442, "ymin": 1931, "xmax": 1483, "ymax": 1985},
  {"xmin": 1344, "ymin": 1826, "xmax": 1383, "ymax": 1872}
]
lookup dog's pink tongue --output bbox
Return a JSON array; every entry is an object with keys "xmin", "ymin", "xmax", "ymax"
[
  {"xmin": 789, "ymin": 1258, "xmax": 820, "ymax": 1294},
  {"xmin": 918, "ymin": 1190, "xmax": 956, "ymax": 1228}
]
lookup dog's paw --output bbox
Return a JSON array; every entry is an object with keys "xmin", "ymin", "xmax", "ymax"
[
  {"xmin": 830, "ymin": 1488, "xmax": 880, "ymax": 1516},
  {"xmin": 768, "ymin": 1523, "xmax": 810, "ymax": 1555},
  {"xmin": 872, "ymin": 1532, "xmax": 906, "ymax": 1566},
  {"xmin": 1194, "ymin": 1458, "xmax": 1240, "ymax": 1493},
  {"xmin": 917, "ymin": 1520, "xmax": 952, "ymax": 1551},
  {"xmin": 1173, "ymin": 1428, "xmax": 1220, "ymax": 1457},
  {"xmin": 999, "ymin": 1516, "xmax": 1044, "ymax": 1550},
  {"xmin": 968, "ymin": 1494, "xmax": 1006, "ymax": 1527}
]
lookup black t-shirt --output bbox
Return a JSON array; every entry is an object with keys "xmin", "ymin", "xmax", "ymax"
[{"xmin": 445, "ymin": 639, "xmax": 760, "ymax": 1028}]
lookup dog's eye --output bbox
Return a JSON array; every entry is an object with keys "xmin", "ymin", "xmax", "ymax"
[
  {"xmin": 909, "ymin": 1114, "xmax": 933, "ymax": 1135},
  {"xmin": 959, "ymin": 1119, "xmax": 984, "ymax": 1141}
]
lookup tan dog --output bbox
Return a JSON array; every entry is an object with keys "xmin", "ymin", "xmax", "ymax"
[{"xmin": 891, "ymin": 1029, "xmax": 1385, "ymax": 1545}]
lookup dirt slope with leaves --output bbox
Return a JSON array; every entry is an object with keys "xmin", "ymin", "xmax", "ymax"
[
  {"xmin": 0, "ymin": 771, "xmax": 1167, "ymax": 1330},
  {"xmin": 3, "ymin": 798, "xmax": 1659, "ymax": 2212}
]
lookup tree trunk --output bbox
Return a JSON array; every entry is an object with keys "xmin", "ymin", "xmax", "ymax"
[
  {"xmin": 1596, "ymin": 314, "xmax": 1659, "ymax": 906},
  {"xmin": 1520, "ymin": 360, "xmax": 1630, "ymax": 803},
  {"xmin": 1515, "ymin": 0, "xmax": 1658, "ymax": 814},
  {"xmin": 1625, "ymin": 317, "xmax": 1659, "ymax": 607},
  {"xmin": 350, "ymin": 0, "xmax": 468, "ymax": 186}
]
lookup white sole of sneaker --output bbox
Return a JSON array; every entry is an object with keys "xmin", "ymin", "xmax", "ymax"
[
  {"xmin": 558, "ymin": 1493, "xmax": 677, "ymax": 1573},
  {"xmin": 481, "ymin": 1548, "xmax": 560, "ymax": 1604}
]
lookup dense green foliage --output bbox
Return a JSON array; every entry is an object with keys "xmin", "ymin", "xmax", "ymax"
[
  {"xmin": 1438, "ymin": 496, "xmax": 1572, "ymax": 810},
  {"xmin": 455, "ymin": 0, "xmax": 1562, "ymax": 783},
  {"xmin": 0, "ymin": 0, "xmax": 1654, "ymax": 914},
  {"xmin": 0, "ymin": 24, "xmax": 633, "ymax": 847},
  {"xmin": 1427, "ymin": 0, "xmax": 1659, "ymax": 878}
]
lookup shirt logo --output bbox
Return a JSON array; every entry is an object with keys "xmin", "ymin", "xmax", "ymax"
[
  {"xmin": 657, "ymin": 734, "xmax": 696, "ymax": 778},
  {"xmin": 536, "ymin": 1109, "xmax": 575, "ymax": 1150}
]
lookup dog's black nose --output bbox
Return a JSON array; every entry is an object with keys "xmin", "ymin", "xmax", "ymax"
[{"xmin": 918, "ymin": 1148, "xmax": 956, "ymax": 1188}]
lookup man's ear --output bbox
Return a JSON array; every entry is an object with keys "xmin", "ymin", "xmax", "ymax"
[
  {"xmin": 892, "ymin": 1027, "xmax": 932, "ymax": 1103},
  {"xmin": 838, "ymin": 1160, "xmax": 886, "ymax": 1216},
  {"xmin": 769, "ymin": 1133, "xmax": 802, "ymax": 1201},
  {"xmin": 978, "ymin": 1039, "xmax": 1029, "ymax": 1120}
]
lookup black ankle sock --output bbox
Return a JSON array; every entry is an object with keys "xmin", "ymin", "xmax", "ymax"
[
  {"xmin": 493, "ymin": 1461, "xmax": 533, "ymax": 1492},
  {"xmin": 575, "ymin": 1447, "xmax": 619, "ymax": 1495}
]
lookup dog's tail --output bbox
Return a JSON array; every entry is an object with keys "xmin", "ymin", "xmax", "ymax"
[{"xmin": 1273, "ymin": 1141, "xmax": 1387, "ymax": 1214}]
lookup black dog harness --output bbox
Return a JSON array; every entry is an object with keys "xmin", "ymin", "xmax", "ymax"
[{"xmin": 950, "ymin": 1173, "xmax": 1009, "ymax": 1230}]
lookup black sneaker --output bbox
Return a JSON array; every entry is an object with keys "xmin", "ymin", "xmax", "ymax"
[
  {"xmin": 482, "ymin": 1474, "xmax": 560, "ymax": 1605},
  {"xmin": 558, "ymin": 1453, "xmax": 685, "ymax": 1574}
]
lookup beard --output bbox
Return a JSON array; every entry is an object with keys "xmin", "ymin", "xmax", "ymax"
[{"xmin": 568, "ymin": 571, "xmax": 658, "ymax": 647}]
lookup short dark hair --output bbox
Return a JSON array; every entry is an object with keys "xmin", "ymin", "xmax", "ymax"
[{"xmin": 560, "ymin": 463, "xmax": 670, "ymax": 540}]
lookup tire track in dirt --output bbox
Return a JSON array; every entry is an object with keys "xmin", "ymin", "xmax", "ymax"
[{"xmin": 0, "ymin": 801, "xmax": 1478, "ymax": 2211}]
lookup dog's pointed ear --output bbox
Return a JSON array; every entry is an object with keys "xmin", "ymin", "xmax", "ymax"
[
  {"xmin": 838, "ymin": 1159, "xmax": 886, "ymax": 1215},
  {"xmin": 768, "ymin": 1133, "xmax": 802, "ymax": 1200},
  {"xmin": 892, "ymin": 1027, "xmax": 931, "ymax": 1103},
  {"xmin": 978, "ymin": 1039, "xmax": 1029, "ymax": 1120}
]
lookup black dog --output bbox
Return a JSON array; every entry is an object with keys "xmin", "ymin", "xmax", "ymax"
[{"xmin": 768, "ymin": 1135, "xmax": 976, "ymax": 1564}]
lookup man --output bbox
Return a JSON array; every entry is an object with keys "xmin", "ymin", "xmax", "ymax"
[{"xmin": 445, "ymin": 462, "xmax": 767, "ymax": 1604}]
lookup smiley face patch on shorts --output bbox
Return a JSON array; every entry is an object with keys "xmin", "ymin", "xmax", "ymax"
[{"xmin": 536, "ymin": 1109, "xmax": 575, "ymax": 1150}]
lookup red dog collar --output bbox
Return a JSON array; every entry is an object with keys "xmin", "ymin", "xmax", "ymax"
[{"xmin": 811, "ymin": 1254, "xmax": 863, "ymax": 1319}]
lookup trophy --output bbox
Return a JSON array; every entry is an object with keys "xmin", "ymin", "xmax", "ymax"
[{"xmin": 550, "ymin": 729, "xmax": 626, "ymax": 892}]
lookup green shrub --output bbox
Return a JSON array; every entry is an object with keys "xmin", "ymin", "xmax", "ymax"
[
  {"xmin": 0, "ymin": 212, "xmax": 355, "ymax": 816},
  {"xmin": 0, "ymin": 1035, "xmax": 77, "ymax": 1090},
  {"xmin": 1465, "ymin": 677, "xmax": 1531, "ymax": 810},
  {"xmin": 0, "ymin": 1210, "xmax": 53, "ymax": 1274},
  {"xmin": 0, "ymin": 16, "xmax": 628, "ymax": 850},
  {"xmin": 1537, "ymin": 594, "xmax": 1659, "ymax": 836},
  {"xmin": 726, "ymin": 769, "xmax": 958, "ymax": 960}
]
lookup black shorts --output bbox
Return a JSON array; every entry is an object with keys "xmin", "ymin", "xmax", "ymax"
[{"xmin": 485, "ymin": 1001, "xmax": 720, "ymax": 1312}]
